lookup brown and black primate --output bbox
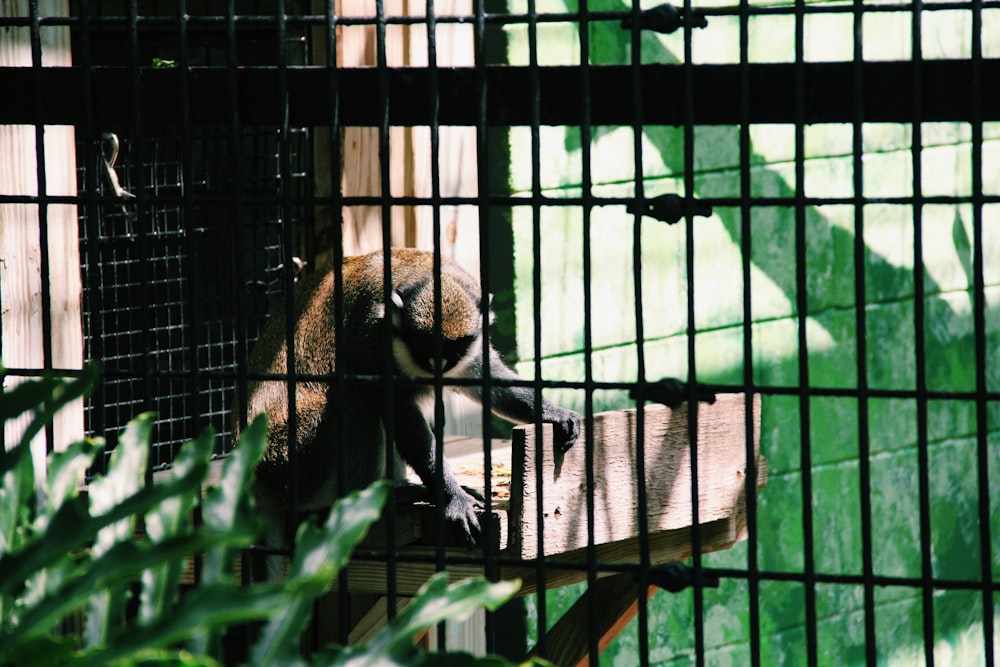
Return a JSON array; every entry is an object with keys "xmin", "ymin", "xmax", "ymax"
[{"xmin": 235, "ymin": 249, "xmax": 582, "ymax": 574}]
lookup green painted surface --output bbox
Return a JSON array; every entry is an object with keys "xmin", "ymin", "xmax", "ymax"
[{"xmin": 505, "ymin": 2, "xmax": 1000, "ymax": 664}]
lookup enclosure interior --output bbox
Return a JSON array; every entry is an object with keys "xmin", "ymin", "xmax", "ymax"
[{"xmin": 1, "ymin": 1, "xmax": 998, "ymax": 666}]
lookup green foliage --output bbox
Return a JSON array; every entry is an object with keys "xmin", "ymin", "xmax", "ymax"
[{"xmin": 0, "ymin": 366, "xmax": 543, "ymax": 666}]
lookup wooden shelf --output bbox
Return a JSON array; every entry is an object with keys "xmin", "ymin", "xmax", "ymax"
[{"xmin": 341, "ymin": 393, "xmax": 765, "ymax": 596}]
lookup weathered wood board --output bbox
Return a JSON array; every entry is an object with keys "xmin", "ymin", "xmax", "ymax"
[{"xmin": 509, "ymin": 393, "xmax": 763, "ymax": 560}]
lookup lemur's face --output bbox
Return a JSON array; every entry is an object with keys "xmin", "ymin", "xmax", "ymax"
[
  {"xmin": 388, "ymin": 276, "xmax": 486, "ymax": 378},
  {"xmin": 393, "ymin": 327, "xmax": 482, "ymax": 378}
]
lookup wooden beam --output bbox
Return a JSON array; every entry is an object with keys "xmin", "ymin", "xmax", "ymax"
[
  {"xmin": 2, "ymin": 61, "xmax": 998, "ymax": 126},
  {"xmin": 335, "ymin": 514, "xmax": 741, "ymax": 598},
  {"xmin": 526, "ymin": 573, "xmax": 657, "ymax": 667}
]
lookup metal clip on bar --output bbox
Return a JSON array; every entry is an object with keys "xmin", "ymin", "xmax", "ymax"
[
  {"xmin": 646, "ymin": 562, "xmax": 721, "ymax": 594},
  {"xmin": 630, "ymin": 377, "xmax": 717, "ymax": 409},
  {"xmin": 627, "ymin": 193, "xmax": 713, "ymax": 225},
  {"xmin": 620, "ymin": 3, "xmax": 709, "ymax": 34}
]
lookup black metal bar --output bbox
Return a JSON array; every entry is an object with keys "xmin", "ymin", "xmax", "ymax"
[
  {"xmin": 4, "ymin": 2, "xmax": 1000, "ymax": 29},
  {"xmin": 526, "ymin": 0, "xmax": 549, "ymax": 658},
  {"xmin": 577, "ymin": 5, "xmax": 601, "ymax": 666},
  {"xmin": 373, "ymin": 0, "xmax": 401, "ymax": 625},
  {"xmin": 738, "ymin": 0, "xmax": 761, "ymax": 663},
  {"xmin": 77, "ymin": 1, "xmax": 108, "ymax": 470},
  {"xmin": 1, "ymin": 61, "xmax": 998, "ymax": 126},
  {"xmin": 681, "ymin": 0, "xmax": 706, "ymax": 662},
  {"xmin": 28, "ymin": 1, "xmax": 55, "ymax": 455},
  {"xmin": 852, "ymin": 0, "xmax": 878, "ymax": 661},
  {"xmin": 7, "ymin": 190, "xmax": 1000, "ymax": 210},
  {"xmin": 793, "ymin": 0, "xmax": 818, "ymax": 663},
  {"xmin": 970, "ymin": 0, "xmax": 996, "ymax": 662},
  {"xmin": 624, "ymin": 1, "xmax": 654, "ymax": 665},
  {"xmin": 910, "ymin": 2, "xmax": 936, "ymax": 664},
  {"xmin": 124, "ymin": 0, "xmax": 154, "ymax": 487}
]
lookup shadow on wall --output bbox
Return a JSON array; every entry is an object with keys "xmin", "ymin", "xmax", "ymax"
[{"xmin": 541, "ymin": 2, "xmax": 1000, "ymax": 663}]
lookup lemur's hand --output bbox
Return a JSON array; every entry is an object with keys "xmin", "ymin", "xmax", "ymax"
[{"xmin": 549, "ymin": 407, "xmax": 583, "ymax": 454}]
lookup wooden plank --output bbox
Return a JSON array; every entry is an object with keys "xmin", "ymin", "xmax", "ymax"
[
  {"xmin": 0, "ymin": 0, "xmax": 83, "ymax": 466},
  {"xmin": 346, "ymin": 596, "xmax": 416, "ymax": 645},
  {"xmin": 509, "ymin": 393, "xmax": 762, "ymax": 560},
  {"xmin": 335, "ymin": 514, "xmax": 740, "ymax": 597}
]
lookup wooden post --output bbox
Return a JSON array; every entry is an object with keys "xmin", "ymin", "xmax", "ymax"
[
  {"xmin": 526, "ymin": 574, "xmax": 658, "ymax": 667},
  {"xmin": 0, "ymin": 0, "xmax": 83, "ymax": 468}
]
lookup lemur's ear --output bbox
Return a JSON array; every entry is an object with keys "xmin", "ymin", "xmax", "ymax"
[
  {"xmin": 483, "ymin": 294, "xmax": 496, "ymax": 325},
  {"xmin": 389, "ymin": 291, "xmax": 405, "ymax": 328},
  {"xmin": 374, "ymin": 291, "xmax": 405, "ymax": 322}
]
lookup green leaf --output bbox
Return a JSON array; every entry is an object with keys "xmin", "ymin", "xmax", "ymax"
[
  {"xmin": 72, "ymin": 584, "xmax": 287, "ymax": 667},
  {"xmin": 357, "ymin": 574, "xmax": 520, "ymax": 665},
  {"xmin": 0, "ymin": 376, "xmax": 58, "ymax": 427},
  {"xmin": 140, "ymin": 428, "xmax": 214, "ymax": 625},
  {"xmin": 5, "ymin": 525, "xmax": 263, "ymax": 655},
  {"xmin": 0, "ymin": 633, "xmax": 77, "ymax": 667},
  {"xmin": 4, "ymin": 364, "xmax": 100, "ymax": 455},
  {"xmin": 0, "ymin": 439, "xmax": 34, "ymax": 554},
  {"xmin": 200, "ymin": 413, "xmax": 268, "ymax": 581},
  {"xmin": 85, "ymin": 412, "xmax": 155, "ymax": 647},
  {"xmin": 89, "ymin": 412, "xmax": 154, "ymax": 554},
  {"xmin": 39, "ymin": 439, "xmax": 101, "ymax": 529},
  {"xmin": 188, "ymin": 415, "xmax": 268, "ymax": 658},
  {"xmin": 249, "ymin": 481, "xmax": 390, "ymax": 666},
  {"xmin": 0, "ymin": 452, "xmax": 210, "ymax": 601}
]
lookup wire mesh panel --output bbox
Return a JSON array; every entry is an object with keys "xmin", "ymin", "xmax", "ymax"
[{"xmin": 76, "ymin": 129, "xmax": 305, "ymax": 470}]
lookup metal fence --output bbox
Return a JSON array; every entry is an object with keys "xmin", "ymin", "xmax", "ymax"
[{"xmin": 0, "ymin": 1, "xmax": 997, "ymax": 665}]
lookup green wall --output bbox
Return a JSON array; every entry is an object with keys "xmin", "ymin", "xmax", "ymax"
[{"xmin": 505, "ymin": 1, "xmax": 1000, "ymax": 663}]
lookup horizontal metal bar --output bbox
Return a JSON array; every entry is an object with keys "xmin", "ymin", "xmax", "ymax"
[{"xmin": 1, "ymin": 61, "xmax": 996, "ymax": 127}]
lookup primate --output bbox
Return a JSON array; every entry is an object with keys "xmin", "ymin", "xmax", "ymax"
[{"xmin": 235, "ymin": 248, "xmax": 582, "ymax": 568}]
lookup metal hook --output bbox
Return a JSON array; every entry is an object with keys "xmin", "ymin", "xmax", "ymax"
[{"xmin": 100, "ymin": 132, "xmax": 137, "ymax": 224}]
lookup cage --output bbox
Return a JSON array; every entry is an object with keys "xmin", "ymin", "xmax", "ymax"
[{"xmin": 1, "ymin": 1, "xmax": 998, "ymax": 665}]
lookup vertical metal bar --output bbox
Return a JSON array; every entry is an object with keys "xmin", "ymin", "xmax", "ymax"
[
  {"xmin": 851, "ymin": 2, "xmax": 877, "ymax": 663},
  {"xmin": 374, "ymin": 0, "xmax": 400, "ymax": 620},
  {"xmin": 126, "ymin": 0, "xmax": 154, "ymax": 486},
  {"xmin": 970, "ymin": 0, "xmax": 995, "ymax": 661},
  {"xmin": 680, "ymin": 0, "xmax": 704, "ymax": 661},
  {"xmin": 430, "ymin": 0, "xmax": 451, "ymax": 649},
  {"xmin": 737, "ymin": 0, "xmax": 760, "ymax": 663},
  {"xmin": 227, "ymin": 1, "xmax": 247, "ymax": 440},
  {"xmin": 78, "ymin": 0, "xmax": 107, "ymax": 458},
  {"xmin": 27, "ymin": 0, "xmax": 55, "ymax": 454},
  {"xmin": 909, "ymin": 2, "xmax": 935, "ymax": 664},
  {"xmin": 525, "ymin": 0, "xmax": 549, "ymax": 657},
  {"xmin": 793, "ymin": 0, "xmax": 817, "ymax": 663},
  {"xmin": 224, "ymin": 1, "xmax": 251, "ymax": 594},
  {"xmin": 625, "ymin": 1, "xmax": 651, "ymax": 665},
  {"xmin": 275, "ymin": 0, "xmax": 301, "ymax": 561},
  {"xmin": 175, "ymin": 0, "xmax": 200, "ymax": 468},
  {"xmin": 322, "ymin": 0, "xmax": 351, "ymax": 646},
  {"xmin": 468, "ymin": 0, "xmax": 501, "ymax": 651},
  {"xmin": 575, "ymin": 4, "xmax": 600, "ymax": 666},
  {"xmin": 174, "ymin": 0, "xmax": 204, "ymax": 583}
]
